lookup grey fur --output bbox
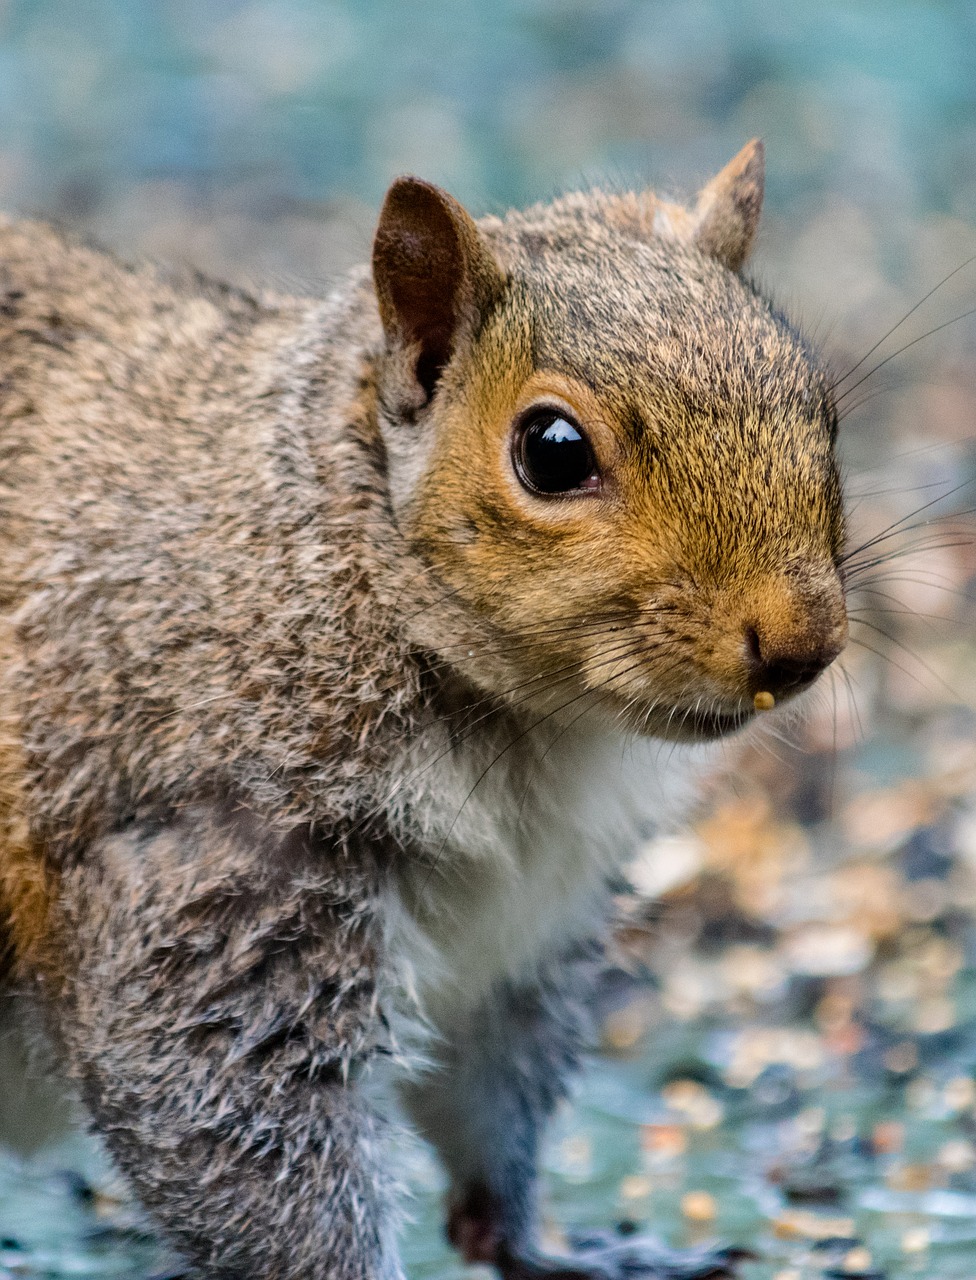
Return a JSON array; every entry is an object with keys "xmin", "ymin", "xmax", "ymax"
[{"xmin": 0, "ymin": 154, "xmax": 844, "ymax": 1280}]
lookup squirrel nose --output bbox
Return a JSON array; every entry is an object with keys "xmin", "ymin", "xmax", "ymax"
[{"xmin": 743, "ymin": 622, "xmax": 844, "ymax": 698}]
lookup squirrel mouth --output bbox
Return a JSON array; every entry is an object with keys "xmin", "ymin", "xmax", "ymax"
[
  {"xmin": 646, "ymin": 703, "xmax": 754, "ymax": 743},
  {"xmin": 687, "ymin": 707, "xmax": 753, "ymax": 740}
]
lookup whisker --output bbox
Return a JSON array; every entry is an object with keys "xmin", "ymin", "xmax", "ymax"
[
  {"xmin": 828, "ymin": 664, "xmax": 840, "ymax": 817},
  {"xmin": 847, "ymin": 602, "xmax": 945, "ymax": 626},
  {"xmin": 837, "ymin": 661, "xmax": 865, "ymax": 747},
  {"xmin": 846, "ymin": 634, "xmax": 953, "ymax": 702},
  {"xmin": 843, "ymin": 535, "xmax": 973, "ymax": 580},
  {"xmin": 850, "ymin": 571, "xmax": 972, "ymax": 601},
  {"xmin": 836, "ymin": 383, "xmax": 900, "ymax": 423},
  {"xmin": 844, "ymin": 478, "xmax": 947, "ymax": 504},
  {"xmin": 833, "ymin": 253, "xmax": 976, "ymax": 387},
  {"xmin": 838, "ymin": 480, "xmax": 976, "ymax": 566},
  {"xmin": 835, "ymin": 304, "xmax": 976, "ymax": 406},
  {"xmin": 849, "ymin": 616, "xmax": 962, "ymax": 701}
]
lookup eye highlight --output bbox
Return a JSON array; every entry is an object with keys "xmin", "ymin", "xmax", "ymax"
[{"xmin": 513, "ymin": 409, "xmax": 600, "ymax": 496}]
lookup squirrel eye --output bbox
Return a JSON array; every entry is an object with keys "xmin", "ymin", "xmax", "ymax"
[{"xmin": 513, "ymin": 411, "xmax": 600, "ymax": 496}]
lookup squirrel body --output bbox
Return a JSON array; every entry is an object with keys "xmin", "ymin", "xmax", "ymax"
[
  {"xmin": 0, "ymin": 217, "xmax": 694, "ymax": 1010},
  {"xmin": 0, "ymin": 142, "xmax": 847, "ymax": 1279}
]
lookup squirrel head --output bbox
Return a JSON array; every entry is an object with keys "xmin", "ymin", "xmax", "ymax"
[{"xmin": 371, "ymin": 141, "xmax": 847, "ymax": 742}]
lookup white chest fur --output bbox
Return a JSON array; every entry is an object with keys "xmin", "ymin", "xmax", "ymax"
[{"xmin": 384, "ymin": 716, "xmax": 711, "ymax": 1025}]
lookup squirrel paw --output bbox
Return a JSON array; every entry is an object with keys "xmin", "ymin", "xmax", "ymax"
[
  {"xmin": 447, "ymin": 1187, "xmax": 749, "ymax": 1280},
  {"xmin": 495, "ymin": 1233, "xmax": 750, "ymax": 1280}
]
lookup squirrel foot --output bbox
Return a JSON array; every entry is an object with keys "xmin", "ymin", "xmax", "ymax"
[
  {"xmin": 495, "ymin": 1235, "xmax": 748, "ymax": 1280},
  {"xmin": 449, "ymin": 1191, "xmax": 748, "ymax": 1280}
]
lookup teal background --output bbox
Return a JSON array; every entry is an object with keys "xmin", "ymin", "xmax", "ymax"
[
  {"xmin": 1, "ymin": 0, "xmax": 975, "ymax": 339},
  {"xmin": 2, "ymin": 0, "xmax": 975, "ymax": 217}
]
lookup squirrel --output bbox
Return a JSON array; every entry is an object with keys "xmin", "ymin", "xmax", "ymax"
[{"xmin": 0, "ymin": 138, "xmax": 848, "ymax": 1280}]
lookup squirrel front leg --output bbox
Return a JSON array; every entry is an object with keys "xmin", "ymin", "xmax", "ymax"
[
  {"xmin": 399, "ymin": 947, "xmax": 597, "ymax": 1271},
  {"xmin": 401, "ymin": 948, "xmax": 741, "ymax": 1280},
  {"xmin": 30, "ymin": 805, "xmax": 404, "ymax": 1280}
]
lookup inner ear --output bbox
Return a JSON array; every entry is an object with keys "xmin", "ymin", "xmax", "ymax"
[{"xmin": 372, "ymin": 177, "xmax": 504, "ymax": 405}]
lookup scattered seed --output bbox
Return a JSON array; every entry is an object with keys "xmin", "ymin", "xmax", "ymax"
[
  {"xmin": 842, "ymin": 1246, "xmax": 873, "ymax": 1272},
  {"xmin": 901, "ymin": 1226, "xmax": 930, "ymax": 1254},
  {"xmin": 680, "ymin": 1190, "xmax": 717, "ymax": 1222}
]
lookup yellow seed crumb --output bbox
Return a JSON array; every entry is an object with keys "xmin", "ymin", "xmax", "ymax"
[
  {"xmin": 842, "ymin": 1246, "xmax": 873, "ymax": 1273},
  {"xmin": 619, "ymin": 1174, "xmax": 653, "ymax": 1202},
  {"xmin": 753, "ymin": 690, "xmax": 776, "ymax": 711},
  {"xmin": 901, "ymin": 1226, "xmax": 930, "ymax": 1254},
  {"xmin": 944, "ymin": 1075, "xmax": 976, "ymax": 1112},
  {"xmin": 871, "ymin": 1120, "xmax": 904, "ymax": 1154},
  {"xmin": 602, "ymin": 1000, "xmax": 652, "ymax": 1050},
  {"xmin": 938, "ymin": 1137, "xmax": 975, "ymax": 1172},
  {"xmin": 772, "ymin": 1209, "xmax": 855, "ymax": 1241},
  {"xmin": 558, "ymin": 1136, "xmax": 592, "ymax": 1179},
  {"xmin": 882, "ymin": 1040, "xmax": 919, "ymax": 1075},
  {"xmin": 661, "ymin": 1078, "xmax": 723, "ymax": 1129},
  {"xmin": 680, "ymin": 1190, "xmax": 717, "ymax": 1222},
  {"xmin": 886, "ymin": 1161, "xmax": 934, "ymax": 1192},
  {"xmin": 640, "ymin": 1122, "xmax": 687, "ymax": 1161}
]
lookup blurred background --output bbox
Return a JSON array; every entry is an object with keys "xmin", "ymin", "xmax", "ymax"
[{"xmin": 2, "ymin": 2, "xmax": 976, "ymax": 1278}]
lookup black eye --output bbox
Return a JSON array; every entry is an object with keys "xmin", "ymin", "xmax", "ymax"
[{"xmin": 514, "ymin": 411, "xmax": 599, "ymax": 496}]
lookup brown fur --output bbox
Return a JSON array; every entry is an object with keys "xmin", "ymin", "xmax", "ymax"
[{"xmin": 0, "ymin": 143, "xmax": 846, "ymax": 1279}]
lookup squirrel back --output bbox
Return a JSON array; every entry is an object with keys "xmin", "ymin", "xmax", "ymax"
[{"xmin": 0, "ymin": 222, "xmax": 418, "ymax": 845}]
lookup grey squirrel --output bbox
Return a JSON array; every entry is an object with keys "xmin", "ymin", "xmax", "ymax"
[{"xmin": 0, "ymin": 138, "xmax": 847, "ymax": 1278}]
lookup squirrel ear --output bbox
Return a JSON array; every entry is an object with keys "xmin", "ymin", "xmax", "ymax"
[
  {"xmin": 372, "ymin": 177, "xmax": 504, "ymax": 408},
  {"xmin": 690, "ymin": 139, "xmax": 764, "ymax": 271}
]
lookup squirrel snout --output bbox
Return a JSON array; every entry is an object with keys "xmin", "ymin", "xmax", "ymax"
[{"xmin": 742, "ymin": 610, "xmax": 847, "ymax": 699}]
